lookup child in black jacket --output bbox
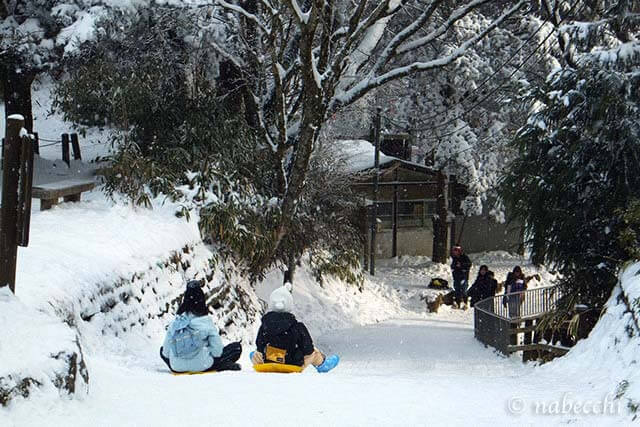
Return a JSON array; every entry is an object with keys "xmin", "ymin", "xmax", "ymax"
[{"xmin": 251, "ymin": 283, "xmax": 339, "ymax": 372}]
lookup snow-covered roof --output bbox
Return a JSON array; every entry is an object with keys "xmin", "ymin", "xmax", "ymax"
[
  {"xmin": 335, "ymin": 139, "xmax": 434, "ymax": 174},
  {"xmin": 335, "ymin": 139, "xmax": 399, "ymax": 173}
]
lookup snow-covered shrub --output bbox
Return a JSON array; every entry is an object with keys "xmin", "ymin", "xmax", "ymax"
[
  {"xmin": 617, "ymin": 199, "xmax": 640, "ymax": 262},
  {"xmin": 53, "ymin": 8, "xmax": 365, "ymax": 286},
  {"xmin": 0, "ymin": 288, "xmax": 89, "ymax": 407}
]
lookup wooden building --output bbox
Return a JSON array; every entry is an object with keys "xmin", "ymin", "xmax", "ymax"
[{"xmin": 339, "ymin": 139, "xmax": 522, "ymax": 263}]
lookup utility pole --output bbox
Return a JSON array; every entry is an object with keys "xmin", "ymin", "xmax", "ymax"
[{"xmin": 369, "ymin": 107, "xmax": 381, "ymax": 275}]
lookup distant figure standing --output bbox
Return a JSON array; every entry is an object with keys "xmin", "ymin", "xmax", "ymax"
[
  {"xmin": 450, "ymin": 245, "xmax": 472, "ymax": 309},
  {"xmin": 503, "ymin": 266, "xmax": 527, "ymax": 318},
  {"xmin": 468, "ymin": 265, "xmax": 497, "ymax": 307}
]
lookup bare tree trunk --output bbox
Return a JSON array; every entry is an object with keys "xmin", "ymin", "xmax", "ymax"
[
  {"xmin": 275, "ymin": 117, "xmax": 321, "ymax": 247},
  {"xmin": 1, "ymin": 64, "xmax": 35, "ymax": 132},
  {"xmin": 273, "ymin": 17, "xmax": 326, "ymax": 253},
  {"xmin": 432, "ymin": 170, "xmax": 449, "ymax": 264},
  {"xmin": 283, "ymin": 250, "xmax": 297, "ymax": 285}
]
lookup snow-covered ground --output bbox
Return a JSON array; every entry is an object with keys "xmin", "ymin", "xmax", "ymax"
[{"xmin": 0, "ymin": 187, "xmax": 632, "ymax": 425}]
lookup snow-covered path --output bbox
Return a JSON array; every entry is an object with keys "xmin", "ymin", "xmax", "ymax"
[{"xmin": 4, "ymin": 312, "xmax": 620, "ymax": 426}]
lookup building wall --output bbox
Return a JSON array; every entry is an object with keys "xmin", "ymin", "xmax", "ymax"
[
  {"xmin": 366, "ymin": 226, "xmax": 434, "ymax": 259},
  {"xmin": 453, "ymin": 215, "xmax": 522, "ymax": 254}
]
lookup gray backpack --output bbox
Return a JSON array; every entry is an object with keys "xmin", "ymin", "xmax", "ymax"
[{"xmin": 170, "ymin": 315, "xmax": 204, "ymax": 359}]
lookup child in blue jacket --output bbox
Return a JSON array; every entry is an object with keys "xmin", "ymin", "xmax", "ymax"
[{"xmin": 160, "ymin": 280, "xmax": 241, "ymax": 372}]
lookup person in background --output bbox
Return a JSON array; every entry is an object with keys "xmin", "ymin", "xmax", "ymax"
[
  {"xmin": 468, "ymin": 265, "xmax": 492, "ymax": 307},
  {"xmin": 486, "ymin": 270, "xmax": 498, "ymax": 298},
  {"xmin": 160, "ymin": 280, "xmax": 242, "ymax": 373},
  {"xmin": 503, "ymin": 266, "xmax": 527, "ymax": 318},
  {"xmin": 250, "ymin": 283, "xmax": 339, "ymax": 373},
  {"xmin": 450, "ymin": 245, "xmax": 472, "ymax": 309}
]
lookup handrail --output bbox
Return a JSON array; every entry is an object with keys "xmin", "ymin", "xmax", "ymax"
[{"xmin": 474, "ymin": 285, "xmax": 561, "ymax": 322}]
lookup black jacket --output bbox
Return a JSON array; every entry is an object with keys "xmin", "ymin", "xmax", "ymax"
[
  {"xmin": 468, "ymin": 273, "xmax": 498, "ymax": 306},
  {"xmin": 451, "ymin": 254, "xmax": 472, "ymax": 281},
  {"xmin": 255, "ymin": 311, "xmax": 314, "ymax": 366}
]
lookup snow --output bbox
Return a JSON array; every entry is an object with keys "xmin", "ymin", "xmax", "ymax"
[
  {"xmin": 289, "ymin": 0, "xmax": 310, "ymax": 25},
  {"xmin": 0, "ymin": 287, "xmax": 87, "ymax": 404},
  {"xmin": 11, "ymin": 191, "xmax": 201, "ymax": 311},
  {"xmin": 0, "ymin": 127, "xmax": 632, "ymax": 427},
  {"xmin": 334, "ymin": 139, "xmax": 396, "ymax": 173},
  {"xmin": 0, "ymin": 93, "xmax": 637, "ymax": 425},
  {"xmin": 3, "ymin": 230, "xmax": 628, "ymax": 426},
  {"xmin": 535, "ymin": 262, "xmax": 640, "ymax": 418},
  {"xmin": 0, "ymin": 287, "xmax": 76, "ymax": 378},
  {"xmin": 56, "ymin": 7, "xmax": 101, "ymax": 54}
]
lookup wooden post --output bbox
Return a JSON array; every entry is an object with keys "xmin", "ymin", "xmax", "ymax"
[
  {"xmin": 432, "ymin": 170, "xmax": 450, "ymax": 263},
  {"xmin": 523, "ymin": 319, "xmax": 535, "ymax": 362},
  {"xmin": 16, "ymin": 134, "xmax": 34, "ymax": 247},
  {"xmin": 0, "ymin": 115, "xmax": 24, "ymax": 293},
  {"xmin": 32, "ymin": 132, "xmax": 40, "ymax": 155},
  {"xmin": 70, "ymin": 133, "xmax": 82, "ymax": 160},
  {"xmin": 369, "ymin": 107, "xmax": 382, "ymax": 276},
  {"xmin": 62, "ymin": 133, "xmax": 70, "ymax": 166},
  {"xmin": 392, "ymin": 168, "xmax": 398, "ymax": 258},
  {"xmin": 360, "ymin": 205, "xmax": 369, "ymax": 272}
]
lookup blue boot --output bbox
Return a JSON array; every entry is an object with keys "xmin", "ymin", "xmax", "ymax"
[
  {"xmin": 315, "ymin": 355, "xmax": 339, "ymax": 373},
  {"xmin": 249, "ymin": 351, "xmax": 255, "ymax": 362}
]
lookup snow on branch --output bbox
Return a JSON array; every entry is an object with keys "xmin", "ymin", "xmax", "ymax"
[
  {"xmin": 208, "ymin": 38, "xmax": 246, "ymax": 69},
  {"xmin": 332, "ymin": 0, "xmax": 526, "ymax": 109},
  {"xmin": 329, "ymin": 0, "xmax": 395, "ymax": 79},
  {"xmin": 216, "ymin": 0, "xmax": 270, "ymax": 34},
  {"xmin": 590, "ymin": 41, "xmax": 640, "ymax": 66},
  {"xmin": 397, "ymin": 0, "xmax": 518, "ymax": 54},
  {"xmin": 286, "ymin": 0, "xmax": 310, "ymax": 25},
  {"xmin": 369, "ymin": 0, "xmax": 442, "ymax": 75}
]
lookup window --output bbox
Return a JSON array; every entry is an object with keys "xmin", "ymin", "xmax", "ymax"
[{"xmin": 374, "ymin": 200, "xmax": 436, "ymax": 229}]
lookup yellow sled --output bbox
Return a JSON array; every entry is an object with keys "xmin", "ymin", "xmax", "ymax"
[{"xmin": 253, "ymin": 363, "xmax": 304, "ymax": 373}]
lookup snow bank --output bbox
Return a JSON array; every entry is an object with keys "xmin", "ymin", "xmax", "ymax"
[
  {"xmin": 257, "ymin": 265, "xmax": 412, "ymax": 339},
  {"xmin": 540, "ymin": 262, "xmax": 640, "ymax": 419},
  {"xmin": 0, "ymin": 287, "xmax": 88, "ymax": 407},
  {"xmin": 12, "ymin": 190, "xmax": 263, "ymax": 359}
]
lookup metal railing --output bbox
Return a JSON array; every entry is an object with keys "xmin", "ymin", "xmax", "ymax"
[
  {"xmin": 474, "ymin": 286, "xmax": 562, "ymax": 357},
  {"xmin": 474, "ymin": 286, "xmax": 560, "ymax": 321}
]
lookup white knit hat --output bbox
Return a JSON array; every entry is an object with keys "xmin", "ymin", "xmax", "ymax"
[{"xmin": 269, "ymin": 282, "xmax": 294, "ymax": 313}]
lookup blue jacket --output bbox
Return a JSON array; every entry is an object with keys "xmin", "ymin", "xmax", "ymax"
[{"xmin": 161, "ymin": 313, "xmax": 223, "ymax": 372}]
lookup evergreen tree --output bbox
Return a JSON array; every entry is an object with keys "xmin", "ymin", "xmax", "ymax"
[{"xmin": 501, "ymin": 64, "xmax": 640, "ymax": 310}]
